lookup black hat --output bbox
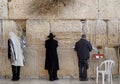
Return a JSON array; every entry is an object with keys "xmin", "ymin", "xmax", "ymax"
[{"xmin": 47, "ymin": 33, "xmax": 55, "ymax": 38}]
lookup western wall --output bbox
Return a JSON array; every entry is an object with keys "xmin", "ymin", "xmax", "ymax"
[{"xmin": 0, "ymin": 0, "xmax": 120, "ymax": 78}]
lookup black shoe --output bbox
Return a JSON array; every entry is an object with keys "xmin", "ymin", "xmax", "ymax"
[
  {"xmin": 17, "ymin": 77, "xmax": 20, "ymax": 80},
  {"xmin": 11, "ymin": 79, "xmax": 18, "ymax": 81},
  {"xmin": 82, "ymin": 78, "xmax": 88, "ymax": 81},
  {"xmin": 54, "ymin": 77, "xmax": 59, "ymax": 80},
  {"xmin": 79, "ymin": 78, "xmax": 83, "ymax": 81},
  {"xmin": 86, "ymin": 78, "xmax": 88, "ymax": 81},
  {"xmin": 49, "ymin": 78, "xmax": 54, "ymax": 81}
]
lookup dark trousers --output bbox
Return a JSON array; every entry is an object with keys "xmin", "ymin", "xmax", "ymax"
[
  {"xmin": 48, "ymin": 69, "xmax": 58, "ymax": 81},
  {"xmin": 78, "ymin": 60, "xmax": 88, "ymax": 80},
  {"xmin": 12, "ymin": 65, "xmax": 20, "ymax": 80}
]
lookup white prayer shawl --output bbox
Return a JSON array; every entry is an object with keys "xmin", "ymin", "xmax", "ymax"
[{"xmin": 9, "ymin": 32, "xmax": 24, "ymax": 66}]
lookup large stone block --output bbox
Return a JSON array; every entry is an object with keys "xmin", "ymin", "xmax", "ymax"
[
  {"xmin": 95, "ymin": 20, "xmax": 107, "ymax": 47},
  {"xmin": 21, "ymin": 46, "xmax": 47, "ymax": 78},
  {"xmin": 0, "ymin": 47, "xmax": 11, "ymax": 77},
  {"xmin": 51, "ymin": 20, "xmax": 82, "ymax": 32},
  {"xmin": 118, "ymin": 20, "xmax": 120, "ymax": 44},
  {"xmin": 58, "ymin": 0, "xmax": 98, "ymax": 19},
  {"xmin": 9, "ymin": 0, "xmax": 57, "ymax": 19},
  {"xmin": 58, "ymin": 47, "xmax": 77, "ymax": 78},
  {"xmin": 0, "ymin": 0, "xmax": 8, "ymax": 19},
  {"xmin": 26, "ymin": 20, "xmax": 50, "ymax": 46},
  {"xmin": 72, "ymin": 0, "xmax": 98, "ymax": 19},
  {"xmin": 9, "ymin": 2, "xmax": 29, "ymax": 19},
  {"xmin": 99, "ymin": 0, "xmax": 120, "ymax": 19},
  {"xmin": 57, "ymin": 1, "xmax": 73, "ymax": 19},
  {"xmin": 83, "ymin": 20, "xmax": 96, "ymax": 46},
  {"xmin": 0, "ymin": 20, "xmax": 2, "ymax": 44},
  {"xmin": 9, "ymin": 0, "xmax": 98, "ymax": 19},
  {"xmin": 108, "ymin": 20, "xmax": 119, "ymax": 47}
]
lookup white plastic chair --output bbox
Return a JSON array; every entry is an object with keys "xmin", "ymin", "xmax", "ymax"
[{"xmin": 96, "ymin": 60, "xmax": 115, "ymax": 84}]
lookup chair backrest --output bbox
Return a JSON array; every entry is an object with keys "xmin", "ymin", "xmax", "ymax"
[{"xmin": 99, "ymin": 60, "xmax": 115, "ymax": 71}]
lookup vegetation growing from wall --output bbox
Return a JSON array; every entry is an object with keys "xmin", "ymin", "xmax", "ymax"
[{"xmin": 28, "ymin": 0, "xmax": 73, "ymax": 15}]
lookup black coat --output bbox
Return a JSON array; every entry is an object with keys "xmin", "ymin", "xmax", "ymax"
[
  {"xmin": 75, "ymin": 39, "xmax": 92, "ymax": 60},
  {"xmin": 8, "ymin": 39, "xmax": 13, "ymax": 59},
  {"xmin": 45, "ymin": 38, "xmax": 59, "ymax": 70}
]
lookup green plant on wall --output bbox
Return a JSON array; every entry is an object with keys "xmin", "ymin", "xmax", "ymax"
[{"xmin": 97, "ymin": 45, "xmax": 102, "ymax": 54}]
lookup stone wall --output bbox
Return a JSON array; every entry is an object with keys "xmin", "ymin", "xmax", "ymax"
[{"xmin": 0, "ymin": 0, "xmax": 119, "ymax": 78}]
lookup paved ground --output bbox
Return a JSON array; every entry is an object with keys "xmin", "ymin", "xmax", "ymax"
[{"xmin": 0, "ymin": 78, "xmax": 119, "ymax": 84}]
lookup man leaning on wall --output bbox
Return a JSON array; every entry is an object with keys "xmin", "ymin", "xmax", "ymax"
[{"xmin": 74, "ymin": 34, "xmax": 92, "ymax": 81}]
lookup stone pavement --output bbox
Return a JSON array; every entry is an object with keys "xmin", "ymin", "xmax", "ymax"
[{"xmin": 0, "ymin": 78, "xmax": 120, "ymax": 84}]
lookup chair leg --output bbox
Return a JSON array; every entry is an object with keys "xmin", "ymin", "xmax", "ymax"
[
  {"xmin": 110, "ymin": 74, "xmax": 112, "ymax": 84},
  {"xmin": 102, "ymin": 73, "xmax": 104, "ymax": 84},
  {"xmin": 96, "ymin": 72, "xmax": 98, "ymax": 83},
  {"xmin": 108, "ymin": 74, "xmax": 110, "ymax": 83}
]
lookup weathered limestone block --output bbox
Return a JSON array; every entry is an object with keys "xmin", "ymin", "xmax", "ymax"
[
  {"xmin": 9, "ymin": 0, "xmax": 57, "ymax": 19},
  {"xmin": 51, "ymin": 20, "xmax": 71, "ymax": 33},
  {"xmin": 58, "ymin": 0, "xmax": 98, "ymax": 19},
  {"xmin": 83, "ymin": 20, "xmax": 96, "ymax": 46},
  {"xmin": 104, "ymin": 47, "xmax": 118, "ymax": 74},
  {"xmin": 0, "ymin": 0, "xmax": 8, "ymax": 19},
  {"xmin": 26, "ymin": 20, "xmax": 50, "ymax": 46},
  {"xmin": 0, "ymin": 47, "xmax": 11, "ymax": 77},
  {"xmin": 72, "ymin": 0, "xmax": 98, "ymax": 19},
  {"xmin": 21, "ymin": 46, "xmax": 47, "ymax": 78},
  {"xmin": 8, "ymin": 0, "xmax": 120, "ymax": 19},
  {"xmin": 108, "ymin": 20, "xmax": 119, "ymax": 47},
  {"xmin": 0, "ymin": 20, "xmax": 2, "ymax": 44},
  {"xmin": 51, "ymin": 20, "xmax": 82, "ymax": 32},
  {"xmin": 9, "ymin": 2, "xmax": 29, "ymax": 19},
  {"xmin": 57, "ymin": 47, "xmax": 77, "ymax": 78},
  {"xmin": 99, "ymin": 0, "xmax": 120, "ymax": 19},
  {"xmin": 58, "ymin": 1, "xmax": 73, "ymax": 19},
  {"xmin": 9, "ymin": 0, "xmax": 98, "ymax": 19},
  {"xmin": 95, "ymin": 20, "xmax": 107, "ymax": 47},
  {"xmin": 119, "ymin": 21, "xmax": 120, "ymax": 43}
]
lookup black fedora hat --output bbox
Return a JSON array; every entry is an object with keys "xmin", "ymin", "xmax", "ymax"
[{"xmin": 47, "ymin": 33, "xmax": 55, "ymax": 38}]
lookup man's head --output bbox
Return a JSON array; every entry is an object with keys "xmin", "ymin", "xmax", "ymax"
[
  {"xmin": 81, "ymin": 34, "xmax": 86, "ymax": 39},
  {"xmin": 9, "ymin": 32, "xmax": 16, "ymax": 38},
  {"xmin": 47, "ymin": 33, "xmax": 55, "ymax": 38}
]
